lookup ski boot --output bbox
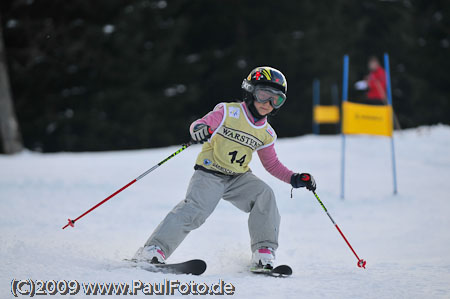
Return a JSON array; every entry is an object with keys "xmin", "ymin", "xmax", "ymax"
[
  {"xmin": 251, "ymin": 247, "xmax": 275, "ymax": 270},
  {"xmin": 133, "ymin": 245, "xmax": 166, "ymax": 264}
]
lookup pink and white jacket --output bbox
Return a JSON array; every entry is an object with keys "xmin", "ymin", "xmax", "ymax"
[{"xmin": 190, "ymin": 102, "xmax": 294, "ymax": 184}]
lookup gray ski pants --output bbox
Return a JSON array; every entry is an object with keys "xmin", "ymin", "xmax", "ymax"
[{"xmin": 145, "ymin": 169, "xmax": 280, "ymax": 258}]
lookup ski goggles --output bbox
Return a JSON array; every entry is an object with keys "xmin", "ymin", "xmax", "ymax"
[{"xmin": 253, "ymin": 86, "xmax": 286, "ymax": 109}]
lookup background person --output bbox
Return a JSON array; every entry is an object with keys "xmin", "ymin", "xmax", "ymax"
[{"xmin": 355, "ymin": 56, "xmax": 387, "ymax": 105}]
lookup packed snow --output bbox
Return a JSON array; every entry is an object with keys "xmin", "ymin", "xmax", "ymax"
[{"xmin": 1, "ymin": 125, "xmax": 449, "ymax": 298}]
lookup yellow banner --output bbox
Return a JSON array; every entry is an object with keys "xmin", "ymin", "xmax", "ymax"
[
  {"xmin": 342, "ymin": 101, "xmax": 393, "ymax": 137},
  {"xmin": 313, "ymin": 105, "xmax": 340, "ymax": 124}
]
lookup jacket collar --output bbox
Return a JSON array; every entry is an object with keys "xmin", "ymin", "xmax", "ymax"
[{"xmin": 241, "ymin": 102, "xmax": 267, "ymax": 126}]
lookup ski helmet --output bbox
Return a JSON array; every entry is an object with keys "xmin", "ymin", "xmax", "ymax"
[{"xmin": 241, "ymin": 66, "xmax": 287, "ymax": 116}]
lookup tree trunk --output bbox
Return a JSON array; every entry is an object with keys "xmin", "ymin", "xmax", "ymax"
[{"xmin": 0, "ymin": 16, "xmax": 23, "ymax": 154}]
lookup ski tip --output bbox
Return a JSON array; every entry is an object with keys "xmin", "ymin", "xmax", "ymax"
[
  {"xmin": 272, "ymin": 265, "xmax": 292, "ymax": 276},
  {"xmin": 125, "ymin": 258, "xmax": 207, "ymax": 276},
  {"xmin": 155, "ymin": 259, "xmax": 207, "ymax": 276},
  {"xmin": 188, "ymin": 259, "xmax": 207, "ymax": 275},
  {"xmin": 251, "ymin": 264, "xmax": 292, "ymax": 277}
]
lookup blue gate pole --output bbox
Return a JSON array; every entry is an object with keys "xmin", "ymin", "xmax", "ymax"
[
  {"xmin": 332, "ymin": 83, "xmax": 339, "ymax": 134},
  {"xmin": 341, "ymin": 55, "xmax": 349, "ymax": 199},
  {"xmin": 313, "ymin": 79, "xmax": 320, "ymax": 135},
  {"xmin": 384, "ymin": 53, "xmax": 398, "ymax": 195}
]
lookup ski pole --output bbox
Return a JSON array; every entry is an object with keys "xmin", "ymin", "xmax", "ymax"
[
  {"xmin": 312, "ymin": 190, "xmax": 367, "ymax": 269},
  {"xmin": 62, "ymin": 141, "xmax": 194, "ymax": 229}
]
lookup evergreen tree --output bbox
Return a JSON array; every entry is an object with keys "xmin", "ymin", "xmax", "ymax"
[{"xmin": 1, "ymin": 0, "xmax": 448, "ymax": 152}]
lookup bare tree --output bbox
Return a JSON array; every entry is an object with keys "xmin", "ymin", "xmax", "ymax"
[{"xmin": 0, "ymin": 16, "xmax": 23, "ymax": 154}]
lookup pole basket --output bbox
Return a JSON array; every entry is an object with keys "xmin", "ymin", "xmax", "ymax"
[
  {"xmin": 67, "ymin": 219, "xmax": 75, "ymax": 228},
  {"xmin": 358, "ymin": 259, "xmax": 367, "ymax": 269}
]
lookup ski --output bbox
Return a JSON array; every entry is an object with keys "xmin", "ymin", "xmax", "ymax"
[
  {"xmin": 250, "ymin": 265, "xmax": 292, "ymax": 277},
  {"xmin": 125, "ymin": 259, "xmax": 207, "ymax": 276}
]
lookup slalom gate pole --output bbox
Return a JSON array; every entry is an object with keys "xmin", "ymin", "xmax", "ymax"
[
  {"xmin": 340, "ymin": 54, "xmax": 349, "ymax": 199},
  {"xmin": 312, "ymin": 190, "xmax": 367, "ymax": 269},
  {"xmin": 62, "ymin": 141, "xmax": 194, "ymax": 229},
  {"xmin": 384, "ymin": 53, "xmax": 398, "ymax": 195}
]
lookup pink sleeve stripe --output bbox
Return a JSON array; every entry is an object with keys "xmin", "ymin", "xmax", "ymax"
[
  {"xmin": 189, "ymin": 103, "xmax": 225, "ymax": 134},
  {"xmin": 257, "ymin": 144, "xmax": 294, "ymax": 184}
]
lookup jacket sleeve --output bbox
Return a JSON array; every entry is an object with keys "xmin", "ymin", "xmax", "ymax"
[
  {"xmin": 257, "ymin": 144, "xmax": 294, "ymax": 184},
  {"xmin": 189, "ymin": 103, "xmax": 225, "ymax": 135}
]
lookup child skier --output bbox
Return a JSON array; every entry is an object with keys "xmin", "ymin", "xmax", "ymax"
[{"xmin": 134, "ymin": 66, "xmax": 316, "ymax": 269}]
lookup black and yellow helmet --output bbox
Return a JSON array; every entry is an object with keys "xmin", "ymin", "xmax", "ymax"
[
  {"xmin": 241, "ymin": 67, "xmax": 287, "ymax": 116},
  {"xmin": 242, "ymin": 66, "xmax": 287, "ymax": 95}
]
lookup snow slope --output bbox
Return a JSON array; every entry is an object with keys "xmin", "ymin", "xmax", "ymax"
[{"xmin": 1, "ymin": 125, "xmax": 450, "ymax": 298}]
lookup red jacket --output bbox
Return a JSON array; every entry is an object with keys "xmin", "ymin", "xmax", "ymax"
[{"xmin": 367, "ymin": 66, "xmax": 386, "ymax": 100}]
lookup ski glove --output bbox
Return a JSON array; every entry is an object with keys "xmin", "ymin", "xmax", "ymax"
[
  {"xmin": 291, "ymin": 173, "xmax": 316, "ymax": 191},
  {"xmin": 190, "ymin": 124, "xmax": 213, "ymax": 144}
]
